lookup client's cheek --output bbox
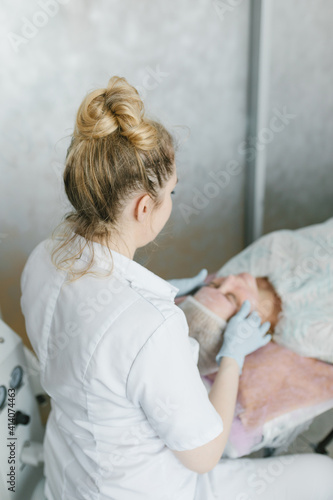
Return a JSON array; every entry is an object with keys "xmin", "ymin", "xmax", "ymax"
[
  {"xmin": 193, "ymin": 288, "xmax": 234, "ymax": 320},
  {"xmin": 194, "ymin": 287, "xmax": 220, "ymax": 305}
]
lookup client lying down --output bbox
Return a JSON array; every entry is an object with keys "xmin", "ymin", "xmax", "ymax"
[{"xmin": 178, "ymin": 217, "xmax": 333, "ymax": 376}]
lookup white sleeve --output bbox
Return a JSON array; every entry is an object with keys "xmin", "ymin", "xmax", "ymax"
[{"xmin": 126, "ymin": 311, "xmax": 224, "ymax": 451}]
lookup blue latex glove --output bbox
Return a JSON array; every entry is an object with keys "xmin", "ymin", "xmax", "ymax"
[
  {"xmin": 167, "ymin": 269, "xmax": 208, "ymax": 297},
  {"xmin": 215, "ymin": 300, "xmax": 271, "ymax": 375}
]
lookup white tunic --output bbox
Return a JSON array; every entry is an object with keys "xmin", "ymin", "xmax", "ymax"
[{"xmin": 20, "ymin": 235, "xmax": 223, "ymax": 500}]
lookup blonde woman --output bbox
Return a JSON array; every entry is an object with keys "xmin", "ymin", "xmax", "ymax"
[{"xmin": 20, "ymin": 76, "xmax": 333, "ymax": 500}]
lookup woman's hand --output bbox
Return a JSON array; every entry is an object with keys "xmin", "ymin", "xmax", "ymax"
[
  {"xmin": 215, "ymin": 300, "xmax": 271, "ymax": 375},
  {"xmin": 168, "ymin": 269, "xmax": 208, "ymax": 297}
]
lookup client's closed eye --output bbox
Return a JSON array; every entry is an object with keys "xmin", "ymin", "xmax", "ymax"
[
  {"xmin": 208, "ymin": 281, "xmax": 219, "ymax": 288},
  {"xmin": 225, "ymin": 293, "xmax": 237, "ymax": 305}
]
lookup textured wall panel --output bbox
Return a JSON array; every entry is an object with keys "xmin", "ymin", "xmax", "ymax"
[
  {"xmin": 263, "ymin": 0, "xmax": 333, "ymax": 233},
  {"xmin": 0, "ymin": 0, "xmax": 249, "ymax": 344}
]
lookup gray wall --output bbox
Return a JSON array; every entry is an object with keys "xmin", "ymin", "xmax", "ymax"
[
  {"xmin": 263, "ymin": 0, "xmax": 333, "ymax": 232},
  {"xmin": 1, "ymin": 1, "xmax": 332, "ymax": 348},
  {"xmin": 1, "ymin": 0, "xmax": 249, "ymax": 347}
]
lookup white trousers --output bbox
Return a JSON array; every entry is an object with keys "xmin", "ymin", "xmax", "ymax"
[{"xmin": 195, "ymin": 453, "xmax": 333, "ymax": 500}]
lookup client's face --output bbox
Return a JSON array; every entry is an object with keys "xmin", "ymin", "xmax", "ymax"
[{"xmin": 193, "ymin": 273, "xmax": 260, "ymax": 321}]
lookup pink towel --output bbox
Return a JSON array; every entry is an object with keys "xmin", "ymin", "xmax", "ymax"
[{"xmin": 176, "ymin": 272, "xmax": 333, "ymax": 449}]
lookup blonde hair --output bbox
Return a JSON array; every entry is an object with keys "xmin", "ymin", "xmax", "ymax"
[{"xmin": 49, "ymin": 76, "xmax": 176, "ymax": 282}]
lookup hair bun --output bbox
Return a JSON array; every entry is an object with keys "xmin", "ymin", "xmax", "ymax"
[{"xmin": 75, "ymin": 76, "xmax": 157, "ymax": 150}]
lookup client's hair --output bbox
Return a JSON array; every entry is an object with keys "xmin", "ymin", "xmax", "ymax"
[{"xmin": 50, "ymin": 76, "xmax": 176, "ymax": 282}]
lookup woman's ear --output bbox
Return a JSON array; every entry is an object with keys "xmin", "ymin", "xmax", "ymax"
[{"xmin": 135, "ymin": 193, "xmax": 154, "ymax": 223}]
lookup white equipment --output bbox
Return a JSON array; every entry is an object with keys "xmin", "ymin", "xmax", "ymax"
[{"xmin": 0, "ymin": 319, "xmax": 47, "ymax": 500}]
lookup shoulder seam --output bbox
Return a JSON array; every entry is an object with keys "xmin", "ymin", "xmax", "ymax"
[
  {"xmin": 82, "ymin": 293, "xmax": 172, "ymax": 383},
  {"xmin": 125, "ymin": 311, "xmax": 183, "ymax": 400},
  {"xmin": 82, "ymin": 295, "xmax": 143, "ymax": 382},
  {"xmin": 126, "ymin": 285, "xmax": 174, "ymax": 320}
]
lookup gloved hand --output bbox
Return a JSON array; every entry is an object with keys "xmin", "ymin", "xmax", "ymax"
[
  {"xmin": 167, "ymin": 269, "xmax": 208, "ymax": 297},
  {"xmin": 215, "ymin": 300, "xmax": 271, "ymax": 375}
]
